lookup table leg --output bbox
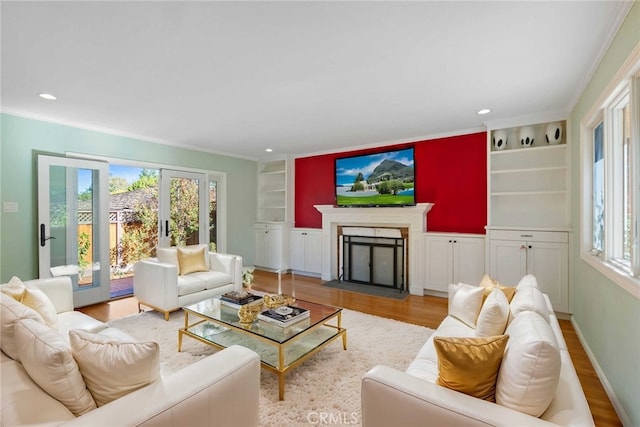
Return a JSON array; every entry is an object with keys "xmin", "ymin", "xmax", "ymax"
[
  {"xmin": 278, "ymin": 345, "xmax": 285, "ymax": 400},
  {"xmin": 338, "ymin": 311, "xmax": 348, "ymax": 350}
]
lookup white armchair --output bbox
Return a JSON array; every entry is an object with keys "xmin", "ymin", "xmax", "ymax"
[{"xmin": 134, "ymin": 248, "xmax": 243, "ymax": 320}]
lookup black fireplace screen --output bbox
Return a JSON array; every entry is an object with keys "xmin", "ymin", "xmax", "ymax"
[{"xmin": 342, "ymin": 235, "xmax": 405, "ymax": 291}]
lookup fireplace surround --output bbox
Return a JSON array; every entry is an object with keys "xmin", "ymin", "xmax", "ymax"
[{"xmin": 314, "ymin": 203, "xmax": 434, "ymax": 295}]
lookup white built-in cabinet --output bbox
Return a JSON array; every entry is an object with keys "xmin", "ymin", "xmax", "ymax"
[
  {"xmin": 254, "ymin": 223, "xmax": 289, "ymax": 271},
  {"xmin": 487, "ymin": 118, "xmax": 571, "ymax": 313},
  {"xmin": 289, "ymin": 228, "xmax": 322, "ymax": 276},
  {"xmin": 254, "ymin": 159, "xmax": 293, "ymax": 272},
  {"xmin": 424, "ymin": 233, "xmax": 485, "ymax": 293},
  {"xmin": 488, "ymin": 229, "xmax": 569, "ymax": 313}
]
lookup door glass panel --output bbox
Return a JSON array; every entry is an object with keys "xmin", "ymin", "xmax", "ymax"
[
  {"xmin": 47, "ymin": 166, "xmax": 100, "ymax": 288},
  {"xmin": 209, "ymin": 178, "xmax": 217, "ymax": 252},
  {"xmin": 170, "ymin": 176, "xmax": 200, "ymax": 246}
]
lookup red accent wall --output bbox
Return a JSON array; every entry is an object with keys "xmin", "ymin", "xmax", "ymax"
[{"xmin": 294, "ymin": 132, "xmax": 487, "ymax": 234}]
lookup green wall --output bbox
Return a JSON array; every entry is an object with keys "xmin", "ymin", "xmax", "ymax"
[
  {"xmin": 0, "ymin": 113, "xmax": 258, "ymax": 283},
  {"xmin": 569, "ymin": 3, "xmax": 640, "ymax": 425}
]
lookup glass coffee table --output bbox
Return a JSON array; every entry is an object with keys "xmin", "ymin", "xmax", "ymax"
[{"xmin": 178, "ymin": 297, "xmax": 347, "ymax": 400}]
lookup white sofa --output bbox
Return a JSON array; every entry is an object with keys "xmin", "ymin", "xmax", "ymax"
[
  {"xmin": 361, "ymin": 276, "xmax": 594, "ymax": 427},
  {"xmin": 1, "ymin": 276, "xmax": 261, "ymax": 427},
  {"xmin": 134, "ymin": 248, "xmax": 243, "ymax": 320}
]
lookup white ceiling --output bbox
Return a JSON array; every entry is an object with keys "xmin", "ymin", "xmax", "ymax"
[{"xmin": 1, "ymin": 1, "xmax": 633, "ymax": 161}]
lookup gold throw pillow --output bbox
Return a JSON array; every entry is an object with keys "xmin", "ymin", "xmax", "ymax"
[
  {"xmin": 434, "ymin": 335, "xmax": 509, "ymax": 402},
  {"xmin": 176, "ymin": 246, "xmax": 208, "ymax": 275}
]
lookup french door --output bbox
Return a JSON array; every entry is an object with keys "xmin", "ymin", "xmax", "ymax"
[
  {"xmin": 37, "ymin": 155, "xmax": 110, "ymax": 307},
  {"xmin": 158, "ymin": 170, "xmax": 208, "ymax": 248}
]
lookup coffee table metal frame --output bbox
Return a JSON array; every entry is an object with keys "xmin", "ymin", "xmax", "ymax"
[{"xmin": 178, "ymin": 298, "xmax": 347, "ymax": 400}]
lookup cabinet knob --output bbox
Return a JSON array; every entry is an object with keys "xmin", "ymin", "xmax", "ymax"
[
  {"xmin": 528, "ymin": 245, "xmax": 532, "ymax": 249},
  {"xmin": 520, "ymin": 244, "xmax": 527, "ymax": 250}
]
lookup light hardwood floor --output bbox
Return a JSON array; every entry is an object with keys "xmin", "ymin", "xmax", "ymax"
[{"xmin": 79, "ymin": 270, "xmax": 621, "ymax": 426}]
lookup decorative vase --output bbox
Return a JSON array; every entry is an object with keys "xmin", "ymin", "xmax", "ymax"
[
  {"xmin": 519, "ymin": 126, "xmax": 535, "ymax": 147},
  {"xmin": 492, "ymin": 130, "xmax": 508, "ymax": 151},
  {"xmin": 545, "ymin": 122, "xmax": 563, "ymax": 145}
]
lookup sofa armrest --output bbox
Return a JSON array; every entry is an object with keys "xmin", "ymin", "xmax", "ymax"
[
  {"xmin": 61, "ymin": 345, "xmax": 261, "ymax": 427},
  {"xmin": 133, "ymin": 260, "xmax": 179, "ymax": 311},
  {"xmin": 362, "ymin": 366, "xmax": 557, "ymax": 427},
  {"xmin": 210, "ymin": 253, "xmax": 243, "ymax": 289},
  {"xmin": 24, "ymin": 276, "xmax": 74, "ymax": 314}
]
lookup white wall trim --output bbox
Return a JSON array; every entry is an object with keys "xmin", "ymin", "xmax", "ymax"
[
  {"xmin": 570, "ymin": 317, "xmax": 632, "ymax": 426},
  {"xmin": 2, "ymin": 109, "xmax": 257, "ymax": 161}
]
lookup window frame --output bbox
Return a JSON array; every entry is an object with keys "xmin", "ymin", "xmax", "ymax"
[{"xmin": 580, "ymin": 43, "xmax": 640, "ymax": 299}]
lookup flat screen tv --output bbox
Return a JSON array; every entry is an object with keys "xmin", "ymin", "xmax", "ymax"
[{"xmin": 335, "ymin": 147, "xmax": 415, "ymax": 207}]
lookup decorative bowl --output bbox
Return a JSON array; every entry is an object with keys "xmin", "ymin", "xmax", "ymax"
[
  {"xmin": 263, "ymin": 294, "xmax": 296, "ymax": 309},
  {"xmin": 238, "ymin": 304, "xmax": 262, "ymax": 324}
]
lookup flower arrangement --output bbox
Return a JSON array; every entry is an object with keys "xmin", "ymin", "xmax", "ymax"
[{"xmin": 242, "ymin": 267, "xmax": 255, "ymax": 287}]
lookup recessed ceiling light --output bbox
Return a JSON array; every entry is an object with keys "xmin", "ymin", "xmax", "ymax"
[
  {"xmin": 477, "ymin": 108, "xmax": 491, "ymax": 115},
  {"xmin": 38, "ymin": 93, "xmax": 57, "ymax": 100},
  {"xmin": 265, "ymin": 148, "xmax": 273, "ymax": 152}
]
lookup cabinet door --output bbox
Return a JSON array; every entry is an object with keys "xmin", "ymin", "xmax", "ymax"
[
  {"xmin": 266, "ymin": 226, "xmax": 283, "ymax": 270},
  {"xmin": 303, "ymin": 230, "xmax": 322, "ymax": 274},
  {"xmin": 453, "ymin": 237, "xmax": 485, "ymax": 285},
  {"xmin": 527, "ymin": 242, "xmax": 569, "ymax": 312},
  {"xmin": 490, "ymin": 239, "xmax": 527, "ymax": 286},
  {"xmin": 254, "ymin": 226, "xmax": 269, "ymax": 268},
  {"xmin": 289, "ymin": 230, "xmax": 305, "ymax": 271},
  {"xmin": 424, "ymin": 236, "xmax": 453, "ymax": 292}
]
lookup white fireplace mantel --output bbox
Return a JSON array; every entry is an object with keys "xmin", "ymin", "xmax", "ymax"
[{"xmin": 314, "ymin": 203, "xmax": 434, "ymax": 295}]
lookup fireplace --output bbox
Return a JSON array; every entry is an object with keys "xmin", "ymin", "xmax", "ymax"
[
  {"xmin": 314, "ymin": 203, "xmax": 434, "ymax": 295},
  {"xmin": 340, "ymin": 226, "xmax": 407, "ymax": 290}
]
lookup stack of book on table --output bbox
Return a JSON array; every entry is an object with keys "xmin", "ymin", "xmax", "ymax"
[
  {"xmin": 220, "ymin": 291, "xmax": 263, "ymax": 309},
  {"xmin": 258, "ymin": 306, "xmax": 309, "ymax": 327}
]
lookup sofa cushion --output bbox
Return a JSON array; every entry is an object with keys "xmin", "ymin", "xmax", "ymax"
[
  {"xmin": 0, "ymin": 359, "xmax": 76, "ymax": 425},
  {"xmin": 70, "ymin": 329, "xmax": 160, "ymax": 407},
  {"xmin": 434, "ymin": 335, "xmax": 509, "ymax": 402},
  {"xmin": 14, "ymin": 319, "xmax": 97, "ymax": 416},
  {"xmin": 509, "ymin": 285, "xmax": 550, "ymax": 324},
  {"xmin": 448, "ymin": 283, "xmax": 484, "ymax": 328},
  {"xmin": 406, "ymin": 316, "xmax": 474, "ymax": 383},
  {"xmin": 0, "ymin": 293, "xmax": 45, "ymax": 360},
  {"xmin": 496, "ymin": 311, "xmax": 561, "ymax": 417},
  {"xmin": 177, "ymin": 245, "xmax": 209, "ymax": 275},
  {"xmin": 190, "ymin": 271, "xmax": 234, "ymax": 290},
  {"xmin": 177, "ymin": 274, "xmax": 208, "ymax": 296},
  {"xmin": 476, "ymin": 288, "xmax": 510, "ymax": 337},
  {"xmin": 57, "ymin": 310, "xmax": 109, "ymax": 340},
  {"xmin": 21, "ymin": 287, "xmax": 59, "ymax": 329}
]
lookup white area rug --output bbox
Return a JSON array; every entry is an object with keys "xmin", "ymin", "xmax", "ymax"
[{"xmin": 109, "ymin": 308, "xmax": 433, "ymax": 426}]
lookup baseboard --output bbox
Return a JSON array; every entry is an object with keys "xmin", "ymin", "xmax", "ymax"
[{"xmin": 570, "ymin": 317, "xmax": 632, "ymax": 426}]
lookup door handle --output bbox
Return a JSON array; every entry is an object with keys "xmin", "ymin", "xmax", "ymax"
[
  {"xmin": 40, "ymin": 223, "xmax": 56, "ymax": 247},
  {"xmin": 165, "ymin": 220, "xmax": 169, "ymax": 237}
]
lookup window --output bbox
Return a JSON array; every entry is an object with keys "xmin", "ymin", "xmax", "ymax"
[
  {"xmin": 581, "ymin": 50, "xmax": 640, "ymax": 297},
  {"xmin": 593, "ymin": 121, "xmax": 604, "ymax": 253}
]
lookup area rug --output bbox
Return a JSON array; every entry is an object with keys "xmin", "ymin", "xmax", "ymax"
[
  {"xmin": 109, "ymin": 308, "xmax": 432, "ymax": 427},
  {"xmin": 322, "ymin": 279, "xmax": 409, "ymax": 300}
]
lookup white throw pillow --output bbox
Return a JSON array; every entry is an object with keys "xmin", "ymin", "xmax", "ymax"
[
  {"xmin": 496, "ymin": 311, "xmax": 561, "ymax": 417},
  {"xmin": 69, "ymin": 329, "xmax": 160, "ymax": 407},
  {"xmin": 516, "ymin": 274, "xmax": 538, "ymax": 290},
  {"xmin": 14, "ymin": 319, "xmax": 96, "ymax": 416},
  {"xmin": 156, "ymin": 246, "xmax": 180, "ymax": 274},
  {"xmin": 509, "ymin": 285, "xmax": 550, "ymax": 323},
  {"xmin": 21, "ymin": 287, "xmax": 59, "ymax": 329},
  {"xmin": 448, "ymin": 283, "xmax": 484, "ymax": 328},
  {"xmin": 475, "ymin": 288, "xmax": 510, "ymax": 337},
  {"xmin": 0, "ymin": 292, "xmax": 45, "ymax": 360},
  {"xmin": 1, "ymin": 276, "xmax": 27, "ymax": 299}
]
